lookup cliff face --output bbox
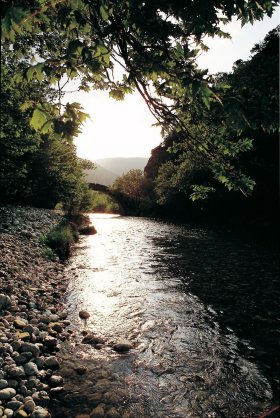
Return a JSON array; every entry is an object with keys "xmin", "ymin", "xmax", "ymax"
[{"xmin": 144, "ymin": 134, "xmax": 179, "ymax": 181}]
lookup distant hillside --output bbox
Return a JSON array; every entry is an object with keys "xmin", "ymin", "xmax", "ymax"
[
  {"xmin": 94, "ymin": 157, "xmax": 148, "ymax": 176},
  {"xmin": 84, "ymin": 164, "xmax": 118, "ymax": 186},
  {"xmin": 84, "ymin": 157, "xmax": 149, "ymax": 186}
]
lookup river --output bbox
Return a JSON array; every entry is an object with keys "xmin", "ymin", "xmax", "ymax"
[{"xmin": 51, "ymin": 214, "xmax": 280, "ymax": 418}]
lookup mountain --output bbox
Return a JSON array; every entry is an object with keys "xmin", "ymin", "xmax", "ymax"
[
  {"xmin": 84, "ymin": 157, "xmax": 149, "ymax": 186},
  {"xmin": 94, "ymin": 157, "xmax": 148, "ymax": 176},
  {"xmin": 84, "ymin": 164, "xmax": 118, "ymax": 186}
]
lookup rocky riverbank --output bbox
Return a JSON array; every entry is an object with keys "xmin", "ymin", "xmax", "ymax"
[{"xmin": 0, "ymin": 205, "xmax": 71, "ymax": 418}]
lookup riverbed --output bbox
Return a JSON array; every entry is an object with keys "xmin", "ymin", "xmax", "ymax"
[{"xmin": 52, "ymin": 214, "xmax": 280, "ymax": 418}]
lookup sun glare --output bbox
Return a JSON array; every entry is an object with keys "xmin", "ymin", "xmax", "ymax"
[{"xmin": 70, "ymin": 89, "xmax": 162, "ymax": 162}]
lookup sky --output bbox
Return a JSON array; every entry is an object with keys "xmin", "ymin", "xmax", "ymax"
[{"xmin": 67, "ymin": 9, "xmax": 279, "ymax": 162}]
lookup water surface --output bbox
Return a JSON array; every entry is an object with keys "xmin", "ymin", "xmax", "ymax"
[{"xmin": 52, "ymin": 215, "xmax": 279, "ymax": 418}]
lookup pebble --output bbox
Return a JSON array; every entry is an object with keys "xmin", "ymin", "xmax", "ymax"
[
  {"xmin": 48, "ymin": 375, "xmax": 63, "ymax": 387},
  {"xmin": 24, "ymin": 398, "xmax": 36, "ymax": 413},
  {"xmin": 113, "ymin": 342, "xmax": 133, "ymax": 353},
  {"xmin": 30, "ymin": 406, "xmax": 51, "ymax": 417},
  {"xmin": 4, "ymin": 409, "xmax": 14, "ymax": 418},
  {"xmin": 0, "ymin": 294, "xmax": 11, "ymax": 310},
  {"xmin": 44, "ymin": 356, "xmax": 59, "ymax": 370},
  {"xmin": 82, "ymin": 334, "xmax": 105, "ymax": 345},
  {"xmin": 0, "ymin": 206, "xmax": 68, "ymax": 417},
  {"xmin": 0, "ymin": 379, "xmax": 8, "ymax": 389},
  {"xmin": 24, "ymin": 362, "xmax": 39, "ymax": 376},
  {"xmin": 79, "ymin": 310, "xmax": 90, "ymax": 319},
  {"xmin": 0, "ymin": 388, "xmax": 17, "ymax": 400}
]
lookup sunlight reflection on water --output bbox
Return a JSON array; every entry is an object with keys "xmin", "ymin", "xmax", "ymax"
[{"xmin": 56, "ymin": 215, "xmax": 278, "ymax": 418}]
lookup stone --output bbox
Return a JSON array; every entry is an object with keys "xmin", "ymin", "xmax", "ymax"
[
  {"xmin": 0, "ymin": 294, "xmax": 11, "ymax": 310},
  {"xmin": 24, "ymin": 399, "xmax": 36, "ymax": 413},
  {"xmin": 43, "ymin": 336, "xmax": 57, "ymax": 348},
  {"xmin": 14, "ymin": 354, "xmax": 28, "ymax": 365},
  {"xmin": 17, "ymin": 332, "xmax": 30, "ymax": 341},
  {"xmin": 35, "ymin": 358, "xmax": 44, "ymax": 369},
  {"xmin": 24, "ymin": 362, "xmax": 39, "ymax": 376},
  {"xmin": 16, "ymin": 409, "xmax": 28, "ymax": 417},
  {"xmin": 30, "ymin": 406, "xmax": 51, "ymax": 418},
  {"xmin": 49, "ymin": 386, "xmax": 64, "ymax": 395},
  {"xmin": 14, "ymin": 319, "xmax": 28, "ymax": 328},
  {"xmin": 113, "ymin": 342, "xmax": 133, "ymax": 353},
  {"xmin": 32, "ymin": 391, "xmax": 50, "ymax": 408},
  {"xmin": 23, "ymin": 325, "xmax": 35, "ymax": 335},
  {"xmin": 7, "ymin": 365, "xmax": 25, "ymax": 379},
  {"xmin": 79, "ymin": 310, "xmax": 90, "ymax": 319},
  {"xmin": 82, "ymin": 334, "xmax": 105, "ymax": 345},
  {"xmin": 4, "ymin": 409, "xmax": 14, "ymax": 418},
  {"xmin": 48, "ymin": 375, "xmax": 63, "ymax": 387},
  {"xmin": 6, "ymin": 400, "xmax": 22, "ymax": 411},
  {"xmin": 0, "ymin": 387, "xmax": 17, "ymax": 400},
  {"xmin": 44, "ymin": 356, "xmax": 59, "ymax": 370},
  {"xmin": 0, "ymin": 379, "xmax": 8, "ymax": 389},
  {"xmin": 21, "ymin": 343, "xmax": 40, "ymax": 357},
  {"xmin": 90, "ymin": 405, "xmax": 105, "ymax": 418},
  {"xmin": 58, "ymin": 311, "xmax": 67, "ymax": 320},
  {"xmin": 48, "ymin": 323, "xmax": 63, "ymax": 333},
  {"xmin": 49, "ymin": 314, "xmax": 59, "ymax": 322},
  {"xmin": 7, "ymin": 379, "xmax": 19, "ymax": 388}
]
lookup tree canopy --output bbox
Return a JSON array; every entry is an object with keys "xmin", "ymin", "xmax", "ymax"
[
  {"xmin": 145, "ymin": 26, "xmax": 279, "ymax": 221},
  {"xmin": 1, "ymin": 0, "xmax": 278, "ymax": 198}
]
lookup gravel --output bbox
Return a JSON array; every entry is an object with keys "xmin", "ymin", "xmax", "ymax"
[{"xmin": 0, "ymin": 205, "xmax": 70, "ymax": 417}]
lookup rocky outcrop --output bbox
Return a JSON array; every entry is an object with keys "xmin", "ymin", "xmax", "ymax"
[{"xmin": 144, "ymin": 132, "xmax": 180, "ymax": 181}]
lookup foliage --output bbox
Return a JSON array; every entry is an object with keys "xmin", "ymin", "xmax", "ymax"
[
  {"xmin": 112, "ymin": 169, "xmax": 146, "ymax": 213},
  {"xmin": 0, "ymin": 45, "xmax": 95, "ymax": 212},
  {"xmin": 79, "ymin": 225, "xmax": 97, "ymax": 235},
  {"xmin": 1, "ymin": 0, "xmax": 278, "ymax": 197},
  {"xmin": 0, "ymin": 49, "xmax": 43, "ymax": 202},
  {"xmin": 41, "ymin": 220, "xmax": 79, "ymax": 260},
  {"xmin": 151, "ymin": 27, "xmax": 279, "ymax": 220},
  {"xmin": 86, "ymin": 191, "xmax": 119, "ymax": 213},
  {"xmin": 215, "ymin": 26, "xmax": 279, "ymax": 134}
]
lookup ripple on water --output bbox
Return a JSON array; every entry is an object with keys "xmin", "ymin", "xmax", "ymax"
[{"xmin": 52, "ymin": 215, "xmax": 277, "ymax": 418}]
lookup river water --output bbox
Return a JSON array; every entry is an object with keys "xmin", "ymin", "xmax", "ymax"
[{"xmin": 52, "ymin": 214, "xmax": 279, "ymax": 418}]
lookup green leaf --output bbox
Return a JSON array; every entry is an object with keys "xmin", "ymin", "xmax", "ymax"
[
  {"xmin": 1, "ymin": 7, "xmax": 26, "ymax": 41},
  {"xmin": 1, "ymin": 15, "xmax": 11, "ymax": 40},
  {"xmin": 100, "ymin": 5, "xmax": 109, "ymax": 21},
  {"xmin": 20, "ymin": 101, "xmax": 33, "ymax": 111},
  {"xmin": 35, "ymin": 63, "xmax": 44, "ymax": 83},
  {"xmin": 30, "ymin": 108, "xmax": 48, "ymax": 130},
  {"xmin": 41, "ymin": 120, "xmax": 54, "ymax": 134},
  {"xmin": 109, "ymin": 89, "xmax": 125, "ymax": 101},
  {"xmin": 26, "ymin": 67, "xmax": 35, "ymax": 82}
]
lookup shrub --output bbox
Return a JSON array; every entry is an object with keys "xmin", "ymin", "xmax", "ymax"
[
  {"xmin": 79, "ymin": 225, "xmax": 97, "ymax": 235},
  {"xmin": 41, "ymin": 220, "xmax": 79, "ymax": 260}
]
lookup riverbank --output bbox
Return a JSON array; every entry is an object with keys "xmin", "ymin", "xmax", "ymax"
[{"xmin": 0, "ymin": 205, "xmax": 72, "ymax": 418}]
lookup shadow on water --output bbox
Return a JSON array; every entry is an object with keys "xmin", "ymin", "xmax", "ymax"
[
  {"xmin": 51, "ymin": 216, "xmax": 279, "ymax": 417},
  {"xmin": 153, "ymin": 224, "xmax": 280, "ymax": 405}
]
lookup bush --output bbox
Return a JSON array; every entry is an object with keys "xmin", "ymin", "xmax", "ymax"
[
  {"xmin": 41, "ymin": 214, "xmax": 97, "ymax": 259},
  {"xmin": 79, "ymin": 225, "xmax": 97, "ymax": 235},
  {"xmin": 41, "ymin": 220, "xmax": 79, "ymax": 260}
]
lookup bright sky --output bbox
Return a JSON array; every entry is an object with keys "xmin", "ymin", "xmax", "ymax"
[{"xmin": 68, "ymin": 10, "xmax": 279, "ymax": 161}]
